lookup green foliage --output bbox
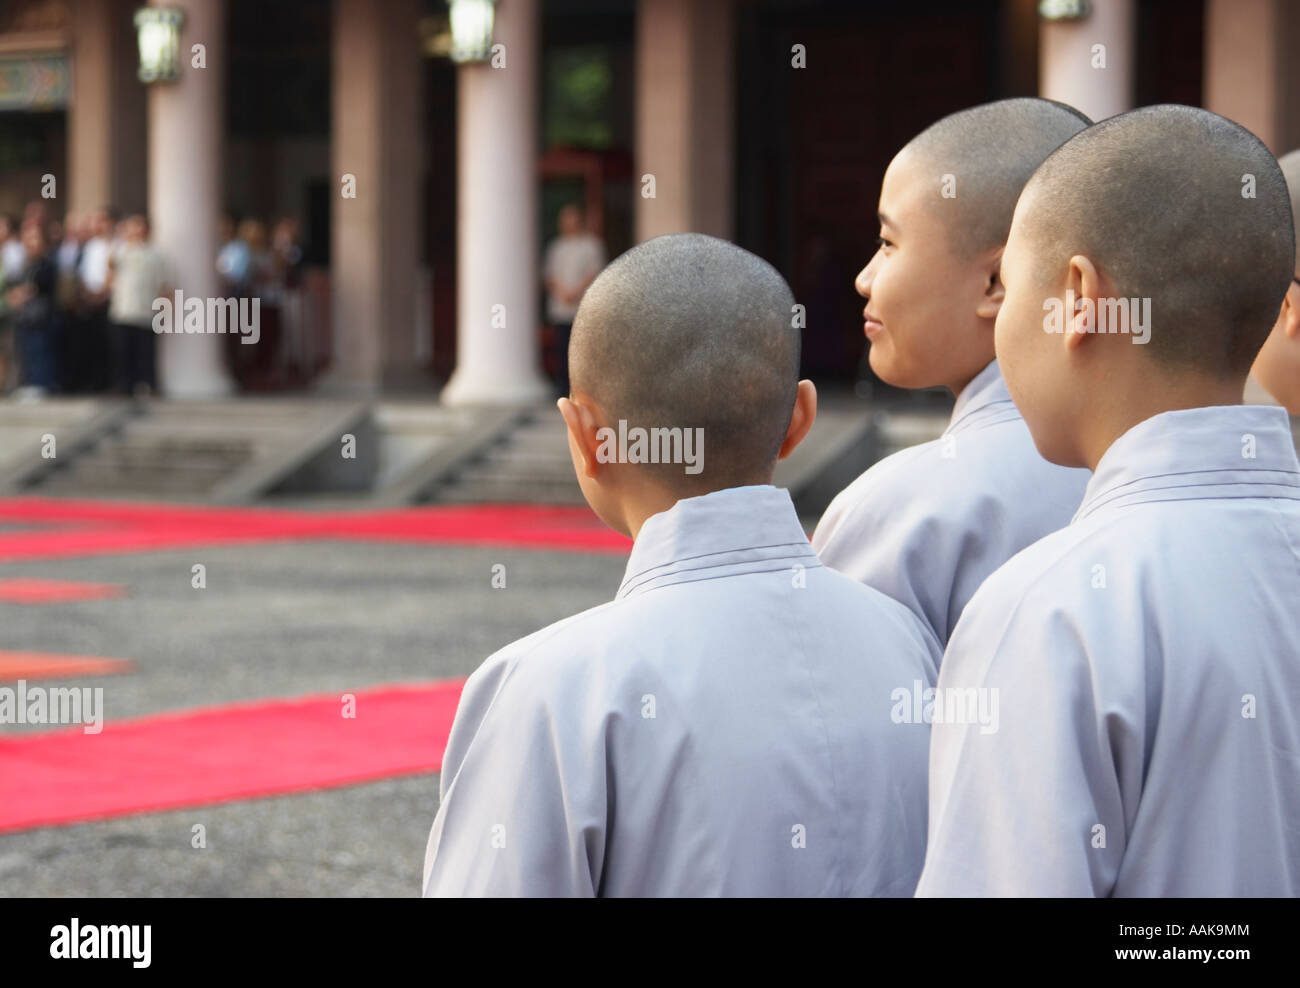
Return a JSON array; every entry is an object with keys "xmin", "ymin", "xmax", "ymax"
[{"xmin": 545, "ymin": 47, "xmax": 611, "ymax": 149}]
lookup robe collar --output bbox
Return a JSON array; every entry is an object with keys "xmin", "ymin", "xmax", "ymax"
[
  {"xmin": 1073, "ymin": 404, "xmax": 1300, "ymax": 524},
  {"xmin": 618, "ymin": 484, "xmax": 818, "ymax": 599},
  {"xmin": 945, "ymin": 359, "xmax": 1021, "ymax": 437}
]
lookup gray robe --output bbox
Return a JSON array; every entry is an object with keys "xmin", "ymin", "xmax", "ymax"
[
  {"xmin": 813, "ymin": 359, "xmax": 1090, "ymax": 649},
  {"xmin": 424, "ymin": 485, "xmax": 939, "ymax": 896},
  {"xmin": 917, "ymin": 405, "xmax": 1300, "ymax": 896}
]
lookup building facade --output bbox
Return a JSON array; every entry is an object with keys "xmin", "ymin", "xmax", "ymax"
[{"xmin": 1, "ymin": 0, "xmax": 1298, "ymax": 402}]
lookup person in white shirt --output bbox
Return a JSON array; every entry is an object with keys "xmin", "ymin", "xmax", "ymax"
[
  {"xmin": 0, "ymin": 215, "xmax": 26, "ymax": 283},
  {"xmin": 543, "ymin": 203, "xmax": 605, "ymax": 395},
  {"xmin": 107, "ymin": 215, "xmax": 169, "ymax": 397},
  {"xmin": 917, "ymin": 105, "xmax": 1300, "ymax": 897},
  {"xmin": 812, "ymin": 100, "xmax": 1093, "ymax": 653},
  {"xmin": 77, "ymin": 209, "xmax": 115, "ymax": 300},
  {"xmin": 424, "ymin": 233, "xmax": 940, "ymax": 897},
  {"xmin": 0, "ymin": 214, "xmax": 19, "ymax": 391}
]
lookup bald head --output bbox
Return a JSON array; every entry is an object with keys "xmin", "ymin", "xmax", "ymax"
[
  {"xmin": 1278, "ymin": 149, "xmax": 1300, "ymax": 276},
  {"xmin": 1020, "ymin": 104, "xmax": 1296, "ymax": 374},
  {"xmin": 903, "ymin": 97, "xmax": 1092, "ymax": 257},
  {"xmin": 570, "ymin": 233, "xmax": 800, "ymax": 490}
]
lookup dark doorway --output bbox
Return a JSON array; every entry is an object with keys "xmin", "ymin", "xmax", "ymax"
[{"xmin": 735, "ymin": 0, "xmax": 1015, "ymax": 384}]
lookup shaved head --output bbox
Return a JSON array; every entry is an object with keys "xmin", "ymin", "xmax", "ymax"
[
  {"xmin": 903, "ymin": 97, "xmax": 1092, "ymax": 257},
  {"xmin": 1278, "ymin": 149, "xmax": 1300, "ymax": 275},
  {"xmin": 1019, "ymin": 104, "xmax": 1296, "ymax": 374},
  {"xmin": 569, "ymin": 233, "xmax": 800, "ymax": 490}
]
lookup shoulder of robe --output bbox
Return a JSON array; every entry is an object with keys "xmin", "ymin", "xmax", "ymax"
[
  {"xmin": 956, "ymin": 512, "xmax": 1114, "ymax": 642},
  {"xmin": 467, "ymin": 596, "xmax": 660, "ymax": 703},
  {"xmin": 824, "ymin": 430, "xmax": 1029, "ymax": 539},
  {"xmin": 821, "ymin": 438, "xmax": 948, "ymax": 522},
  {"xmin": 824, "ymin": 568, "xmax": 943, "ymax": 650}
]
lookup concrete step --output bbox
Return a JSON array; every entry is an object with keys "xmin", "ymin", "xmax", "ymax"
[
  {"xmin": 0, "ymin": 398, "xmax": 137, "ymax": 493},
  {"xmin": 434, "ymin": 474, "xmax": 586, "ymax": 505},
  {"xmin": 39, "ymin": 465, "xmax": 234, "ymax": 496},
  {"xmin": 22, "ymin": 398, "xmax": 371, "ymax": 501},
  {"xmin": 0, "ymin": 390, "xmax": 985, "ymax": 507},
  {"xmin": 477, "ymin": 448, "xmax": 572, "ymax": 469},
  {"xmin": 370, "ymin": 405, "xmax": 533, "ymax": 506},
  {"xmin": 89, "ymin": 435, "xmax": 255, "ymax": 457},
  {"xmin": 425, "ymin": 407, "xmax": 582, "ymax": 505},
  {"xmin": 37, "ymin": 434, "xmax": 254, "ymax": 494},
  {"xmin": 421, "ymin": 396, "xmax": 894, "ymax": 512}
]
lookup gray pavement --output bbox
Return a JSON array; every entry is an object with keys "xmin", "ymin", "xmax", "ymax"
[{"xmin": 0, "ymin": 536, "xmax": 628, "ymax": 896}]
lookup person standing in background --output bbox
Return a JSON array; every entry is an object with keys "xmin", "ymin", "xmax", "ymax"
[
  {"xmin": 543, "ymin": 203, "xmax": 605, "ymax": 396},
  {"xmin": 54, "ymin": 212, "xmax": 87, "ymax": 394},
  {"xmin": 230, "ymin": 218, "xmax": 270, "ymax": 386},
  {"xmin": 75, "ymin": 208, "xmax": 117, "ymax": 392},
  {"xmin": 56, "ymin": 211, "xmax": 85, "ymax": 278},
  {"xmin": 1, "ymin": 216, "xmax": 27, "ymax": 284},
  {"xmin": 107, "ymin": 215, "xmax": 168, "ymax": 398},
  {"xmin": 264, "ymin": 217, "xmax": 305, "ymax": 385},
  {"xmin": 216, "ymin": 213, "xmax": 244, "ymax": 293},
  {"xmin": 0, "ymin": 227, "xmax": 13, "ymax": 393},
  {"xmin": 5, "ymin": 222, "xmax": 58, "ymax": 399}
]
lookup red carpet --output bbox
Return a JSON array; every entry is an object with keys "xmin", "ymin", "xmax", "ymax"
[
  {"xmin": 0, "ymin": 499, "xmax": 630, "ymax": 563},
  {"xmin": 0, "ymin": 578, "xmax": 126, "ymax": 604},
  {"xmin": 0, "ymin": 651, "xmax": 133, "ymax": 681},
  {"xmin": 0, "ymin": 498, "xmax": 616, "ymax": 834},
  {"xmin": 0, "ymin": 679, "xmax": 465, "ymax": 834}
]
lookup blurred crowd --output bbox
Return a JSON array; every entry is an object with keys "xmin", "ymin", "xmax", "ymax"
[{"xmin": 0, "ymin": 203, "xmax": 307, "ymax": 401}]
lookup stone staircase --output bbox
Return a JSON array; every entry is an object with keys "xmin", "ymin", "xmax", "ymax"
[
  {"xmin": 38, "ymin": 415, "xmax": 255, "ymax": 497},
  {"xmin": 423, "ymin": 393, "xmax": 923, "ymax": 513},
  {"xmin": 24, "ymin": 399, "xmax": 370, "ymax": 501},
  {"xmin": 430, "ymin": 407, "xmax": 584, "ymax": 505},
  {"xmin": 0, "ymin": 398, "xmax": 135, "ymax": 495},
  {"xmin": 0, "ymin": 391, "xmax": 972, "ymax": 509}
]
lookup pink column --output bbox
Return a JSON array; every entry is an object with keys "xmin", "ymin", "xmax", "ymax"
[
  {"xmin": 1203, "ymin": 0, "xmax": 1293, "ymax": 152},
  {"xmin": 442, "ymin": 0, "xmax": 550, "ymax": 406},
  {"xmin": 325, "ymin": 0, "xmax": 422, "ymax": 396},
  {"xmin": 634, "ymin": 0, "xmax": 735, "ymax": 242},
  {"xmin": 1039, "ymin": 0, "xmax": 1135, "ymax": 121},
  {"xmin": 148, "ymin": 0, "xmax": 235, "ymax": 397}
]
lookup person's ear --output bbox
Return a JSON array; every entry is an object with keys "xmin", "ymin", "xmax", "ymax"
[
  {"xmin": 1284, "ymin": 282, "xmax": 1300, "ymax": 341},
  {"xmin": 557, "ymin": 394, "xmax": 605, "ymax": 479},
  {"xmin": 974, "ymin": 246, "xmax": 1005, "ymax": 320},
  {"xmin": 778, "ymin": 380, "xmax": 818, "ymax": 461},
  {"xmin": 1064, "ymin": 254, "xmax": 1104, "ymax": 354}
]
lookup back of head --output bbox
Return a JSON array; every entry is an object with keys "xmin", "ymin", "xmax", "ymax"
[
  {"xmin": 1020, "ymin": 104, "xmax": 1295, "ymax": 374},
  {"xmin": 1278, "ymin": 149, "xmax": 1300, "ymax": 275},
  {"xmin": 569, "ymin": 233, "xmax": 800, "ymax": 493},
  {"xmin": 904, "ymin": 97, "xmax": 1093, "ymax": 257}
]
